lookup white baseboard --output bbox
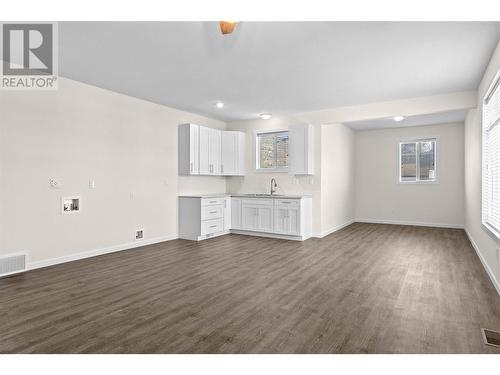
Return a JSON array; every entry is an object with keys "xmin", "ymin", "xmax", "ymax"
[
  {"xmin": 313, "ymin": 219, "xmax": 355, "ymax": 238},
  {"xmin": 465, "ymin": 228, "xmax": 500, "ymax": 296},
  {"xmin": 28, "ymin": 234, "xmax": 178, "ymax": 271},
  {"xmin": 355, "ymin": 218, "xmax": 464, "ymax": 229},
  {"xmin": 230, "ymin": 230, "xmax": 307, "ymax": 241},
  {"xmin": 179, "ymin": 230, "xmax": 230, "ymax": 241}
]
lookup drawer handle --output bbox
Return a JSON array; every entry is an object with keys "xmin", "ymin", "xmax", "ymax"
[
  {"xmin": 209, "ymin": 225, "xmax": 218, "ymax": 228},
  {"xmin": 209, "ymin": 211, "xmax": 217, "ymax": 214},
  {"xmin": 280, "ymin": 201, "xmax": 291, "ymax": 204},
  {"xmin": 209, "ymin": 201, "xmax": 217, "ymax": 203}
]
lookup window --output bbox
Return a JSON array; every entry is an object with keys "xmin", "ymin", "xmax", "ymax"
[
  {"xmin": 256, "ymin": 131, "xmax": 289, "ymax": 170},
  {"xmin": 482, "ymin": 70, "xmax": 500, "ymax": 238},
  {"xmin": 399, "ymin": 139, "xmax": 437, "ymax": 182}
]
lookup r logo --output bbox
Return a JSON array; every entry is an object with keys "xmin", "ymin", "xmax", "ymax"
[{"xmin": 2, "ymin": 23, "xmax": 53, "ymax": 75}]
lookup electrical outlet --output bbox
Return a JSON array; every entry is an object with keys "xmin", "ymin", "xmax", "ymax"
[
  {"xmin": 89, "ymin": 180, "xmax": 96, "ymax": 189},
  {"xmin": 49, "ymin": 178, "xmax": 61, "ymax": 188},
  {"xmin": 135, "ymin": 229, "xmax": 144, "ymax": 240}
]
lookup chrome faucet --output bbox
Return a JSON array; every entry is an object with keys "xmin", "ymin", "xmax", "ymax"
[{"xmin": 270, "ymin": 178, "xmax": 278, "ymax": 195}]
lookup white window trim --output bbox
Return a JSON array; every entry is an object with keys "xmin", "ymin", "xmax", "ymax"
[
  {"xmin": 481, "ymin": 68, "xmax": 500, "ymax": 239},
  {"xmin": 255, "ymin": 129, "xmax": 289, "ymax": 172},
  {"xmin": 398, "ymin": 137, "xmax": 439, "ymax": 184}
]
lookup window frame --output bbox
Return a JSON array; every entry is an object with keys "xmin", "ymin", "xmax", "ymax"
[
  {"xmin": 398, "ymin": 137, "xmax": 439, "ymax": 184},
  {"xmin": 255, "ymin": 129, "xmax": 289, "ymax": 173},
  {"xmin": 481, "ymin": 68, "xmax": 500, "ymax": 239}
]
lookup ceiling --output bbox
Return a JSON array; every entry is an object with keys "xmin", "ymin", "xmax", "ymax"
[
  {"xmin": 58, "ymin": 22, "xmax": 500, "ymax": 122},
  {"xmin": 344, "ymin": 110, "xmax": 467, "ymax": 131}
]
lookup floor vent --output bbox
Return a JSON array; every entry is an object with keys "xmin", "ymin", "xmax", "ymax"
[
  {"xmin": 0, "ymin": 253, "xmax": 27, "ymax": 278},
  {"xmin": 481, "ymin": 328, "xmax": 500, "ymax": 348}
]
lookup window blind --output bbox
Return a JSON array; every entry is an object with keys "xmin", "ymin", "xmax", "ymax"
[{"xmin": 482, "ymin": 70, "xmax": 500, "ymax": 237}]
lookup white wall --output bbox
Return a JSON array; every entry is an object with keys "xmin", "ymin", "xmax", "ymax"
[
  {"xmin": 225, "ymin": 117, "xmax": 323, "ymax": 234},
  {"xmin": 225, "ymin": 118, "xmax": 356, "ymax": 236},
  {"xmin": 320, "ymin": 124, "xmax": 355, "ymax": 235},
  {"xmin": 0, "ymin": 77, "xmax": 225, "ymax": 267},
  {"xmin": 464, "ymin": 41, "xmax": 500, "ymax": 294},
  {"xmin": 355, "ymin": 122, "xmax": 465, "ymax": 228}
]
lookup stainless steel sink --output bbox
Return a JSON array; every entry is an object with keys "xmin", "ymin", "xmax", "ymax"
[{"xmin": 242, "ymin": 193, "xmax": 284, "ymax": 197}]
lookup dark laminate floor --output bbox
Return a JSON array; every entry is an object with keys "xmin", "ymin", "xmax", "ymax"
[{"xmin": 1, "ymin": 223, "xmax": 500, "ymax": 353}]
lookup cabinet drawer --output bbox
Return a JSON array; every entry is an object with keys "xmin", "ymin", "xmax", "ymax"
[
  {"xmin": 201, "ymin": 218, "xmax": 224, "ymax": 235},
  {"xmin": 241, "ymin": 198, "xmax": 274, "ymax": 206},
  {"xmin": 201, "ymin": 205, "xmax": 224, "ymax": 220},
  {"xmin": 275, "ymin": 199, "xmax": 300, "ymax": 207},
  {"xmin": 201, "ymin": 197, "xmax": 226, "ymax": 206}
]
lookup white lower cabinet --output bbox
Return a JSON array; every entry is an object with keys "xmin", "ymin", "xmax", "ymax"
[
  {"xmin": 231, "ymin": 198, "xmax": 242, "ymax": 229},
  {"xmin": 179, "ymin": 195, "xmax": 312, "ymax": 241},
  {"xmin": 179, "ymin": 196, "xmax": 229, "ymax": 241},
  {"xmin": 223, "ymin": 197, "xmax": 231, "ymax": 231},
  {"xmin": 274, "ymin": 199, "xmax": 300, "ymax": 235},
  {"xmin": 241, "ymin": 199, "xmax": 274, "ymax": 232}
]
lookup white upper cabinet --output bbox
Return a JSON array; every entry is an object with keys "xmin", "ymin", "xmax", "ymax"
[
  {"xmin": 178, "ymin": 123, "xmax": 199, "ymax": 175},
  {"xmin": 289, "ymin": 124, "xmax": 314, "ymax": 175},
  {"xmin": 179, "ymin": 124, "xmax": 245, "ymax": 177},
  {"xmin": 221, "ymin": 131, "xmax": 245, "ymax": 176},
  {"xmin": 209, "ymin": 127, "xmax": 221, "ymax": 175},
  {"xmin": 199, "ymin": 126, "xmax": 221, "ymax": 175},
  {"xmin": 199, "ymin": 125, "xmax": 211, "ymax": 175}
]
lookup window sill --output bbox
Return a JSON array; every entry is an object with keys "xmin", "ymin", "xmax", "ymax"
[
  {"xmin": 398, "ymin": 180, "xmax": 439, "ymax": 185},
  {"xmin": 482, "ymin": 221, "xmax": 500, "ymax": 240},
  {"xmin": 255, "ymin": 168, "xmax": 289, "ymax": 174}
]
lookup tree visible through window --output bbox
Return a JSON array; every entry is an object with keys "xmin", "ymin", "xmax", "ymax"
[
  {"xmin": 257, "ymin": 131, "xmax": 289, "ymax": 170},
  {"xmin": 399, "ymin": 139, "xmax": 437, "ymax": 182}
]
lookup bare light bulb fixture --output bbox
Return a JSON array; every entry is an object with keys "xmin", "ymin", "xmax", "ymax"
[
  {"xmin": 259, "ymin": 113, "xmax": 272, "ymax": 120},
  {"xmin": 215, "ymin": 101, "xmax": 224, "ymax": 108},
  {"xmin": 220, "ymin": 21, "xmax": 237, "ymax": 35},
  {"xmin": 393, "ymin": 116, "xmax": 405, "ymax": 122}
]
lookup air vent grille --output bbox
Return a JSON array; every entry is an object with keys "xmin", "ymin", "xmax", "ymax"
[
  {"xmin": 481, "ymin": 328, "xmax": 500, "ymax": 348},
  {"xmin": 0, "ymin": 253, "xmax": 27, "ymax": 277}
]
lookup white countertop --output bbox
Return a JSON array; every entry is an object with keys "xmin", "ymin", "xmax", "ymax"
[{"xmin": 179, "ymin": 193, "xmax": 312, "ymax": 199}]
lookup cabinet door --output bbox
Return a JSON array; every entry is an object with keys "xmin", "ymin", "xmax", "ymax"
[
  {"xmin": 221, "ymin": 131, "xmax": 238, "ymax": 175},
  {"xmin": 178, "ymin": 123, "xmax": 199, "ymax": 175},
  {"xmin": 257, "ymin": 206, "xmax": 274, "ymax": 232},
  {"xmin": 289, "ymin": 124, "xmax": 314, "ymax": 175},
  {"xmin": 189, "ymin": 124, "xmax": 199, "ymax": 174},
  {"xmin": 199, "ymin": 126, "xmax": 210, "ymax": 175},
  {"xmin": 274, "ymin": 201, "xmax": 300, "ymax": 235},
  {"xmin": 209, "ymin": 129, "xmax": 221, "ymax": 175},
  {"xmin": 224, "ymin": 197, "xmax": 231, "ymax": 231},
  {"xmin": 231, "ymin": 198, "xmax": 242, "ymax": 229},
  {"xmin": 274, "ymin": 207, "xmax": 288, "ymax": 234},
  {"xmin": 241, "ymin": 205, "xmax": 257, "ymax": 231},
  {"xmin": 286, "ymin": 207, "xmax": 300, "ymax": 235}
]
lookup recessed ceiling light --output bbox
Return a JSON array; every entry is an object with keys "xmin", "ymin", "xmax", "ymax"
[
  {"xmin": 393, "ymin": 116, "xmax": 405, "ymax": 122},
  {"xmin": 260, "ymin": 113, "xmax": 272, "ymax": 120},
  {"xmin": 215, "ymin": 101, "xmax": 224, "ymax": 108}
]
